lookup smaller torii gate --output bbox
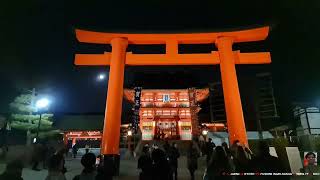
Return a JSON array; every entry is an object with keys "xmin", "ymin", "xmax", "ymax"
[{"xmin": 74, "ymin": 26, "xmax": 271, "ymax": 158}]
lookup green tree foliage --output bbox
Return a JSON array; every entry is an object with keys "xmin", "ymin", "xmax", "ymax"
[{"xmin": 9, "ymin": 92, "xmax": 53, "ymax": 132}]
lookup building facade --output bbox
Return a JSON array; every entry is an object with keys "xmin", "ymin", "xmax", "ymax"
[{"xmin": 124, "ymin": 88, "xmax": 209, "ymax": 141}]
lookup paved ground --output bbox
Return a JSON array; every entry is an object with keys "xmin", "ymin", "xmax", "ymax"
[{"xmin": 0, "ymin": 155, "xmax": 206, "ymax": 180}]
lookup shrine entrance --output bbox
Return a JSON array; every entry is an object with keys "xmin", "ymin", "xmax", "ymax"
[
  {"xmin": 154, "ymin": 118, "xmax": 179, "ymax": 140},
  {"xmin": 74, "ymin": 26, "xmax": 272, "ymax": 159}
]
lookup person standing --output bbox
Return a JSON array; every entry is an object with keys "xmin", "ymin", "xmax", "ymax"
[
  {"xmin": 138, "ymin": 146, "xmax": 152, "ymax": 180},
  {"xmin": 205, "ymin": 138, "xmax": 215, "ymax": 164},
  {"xmin": 230, "ymin": 140, "xmax": 241, "ymax": 159},
  {"xmin": 85, "ymin": 144, "xmax": 90, "ymax": 154},
  {"xmin": 168, "ymin": 143, "xmax": 180, "ymax": 180},
  {"xmin": 0, "ymin": 160, "xmax": 24, "ymax": 180},
  {"xmin": 163, "ymin": 140, "xmax": 170, "ymax": 153},
  {"xmin": 73, "ymin": 153, "xmax": 97, "ymax": 180},
  {"xmin": 151, "ymin": 148, "xmax": 171, "ymax": 180},
  {"xmin": 204, "ymin": 146, "xmax": 233, "ymax": 180},
  {"xmin": 45, "ymin": 154, "xmax": 67, "ymax": 180},
  {"xmin": 250, "ymin": 141, "xmax": 288, "ymax": 180},
  {"xmin": 187, "ymin": 142, "xmax": 199, "ymax": 180},
  {"xmin": 72, "ymin": 144, "xmax": 78, "ymax": 158},
  {"xmin": 234, "ymin": 146, "xmax": 250, "ymax": 180}
]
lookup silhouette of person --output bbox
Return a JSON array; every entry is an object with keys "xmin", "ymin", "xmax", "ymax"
[
  {"xmin": 205, "ymin": 146, "xmax": 232, "ymax": 180},
  {"xmin": 187, "ymin": 142, "xmax": 199, "ymax": 180},
  {"xmin": 73, "ymin": 153, "xmax": 97, "ymax": 180},
  {"xmin": 45, "ymin": 154, "xmax": 67, "ymax": 180},
  {"xmin": 0, "ymin": 160, "xmax": 24, "ymax": 180},
  {"xmin": 168, "ymin": 143, "xmax": 180, "ymax": 180},
  {"xmin": 205, "ymin": 138, "xmax": 215, "ymax": 164},
  {"xmin": 234, "ymin": 146, "xmax": 250, "ymax": 180},
  {"xmin": 250, "ymin": 141, "xmax": 282, "ymax": 172},
  {"xmin": 138, "ymin": 146, "xmax": 152, "ymax": 180},
  {"xmin": 151, "ymin": 148, "xmax": 171, "ymax": 180}
]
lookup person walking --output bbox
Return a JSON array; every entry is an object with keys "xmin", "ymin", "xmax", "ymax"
[
  {"xmin": 138, "ymin": 146, "xmax": 152, "ymax": 180},
  {"xmin": 187, "ymin": 142, "xmax": 199, "ymax": 180}
]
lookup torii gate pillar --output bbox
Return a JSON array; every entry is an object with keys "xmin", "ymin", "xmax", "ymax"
[
  {"xmin": 216, "ymin": 37, "xmax": 247, "ymax": 145},
  {"xmin": 101, "ymin": 38, "xmax": 128, "ymax": 155}
]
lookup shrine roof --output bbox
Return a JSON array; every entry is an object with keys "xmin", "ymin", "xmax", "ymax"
[{"xmin": 124, "ymin": 88, "xmax": 209, "ymax": 103}]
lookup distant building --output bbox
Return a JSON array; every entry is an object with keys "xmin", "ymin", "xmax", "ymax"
[
  {"xmin": 293, "ymin": 104, "xmax": 320, "ymax": 135},
  {"xmin": 124, "ymin": 88, "xmax": 209, "ymax": 141},
  {"xmin": 54, "ymin": 113, "xmax": 129, "ymax": 148}
]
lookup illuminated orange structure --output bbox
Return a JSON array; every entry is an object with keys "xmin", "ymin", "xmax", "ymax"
[
  {"xmin": 124, "ymin": 88, "xmax": 209, "ymax": 141},
  {"xmin": 63, "ymin": 131, "xmax": 102, "ymax": 146},
  {"xmin": 74, "ymin": 26, "xmax": 271, "ymax": 156}
]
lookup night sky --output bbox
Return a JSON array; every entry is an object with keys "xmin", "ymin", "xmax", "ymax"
[{"xmin": 1, "ymin": 0, "xmax": 320, "ymax": 125}]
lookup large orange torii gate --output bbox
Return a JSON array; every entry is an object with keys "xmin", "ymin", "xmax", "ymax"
[{"xmin": 74, "ymin": 26, "xmax": 271, "ymax": 156}]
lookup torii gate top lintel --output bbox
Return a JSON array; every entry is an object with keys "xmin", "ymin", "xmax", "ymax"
[
  {"xmin": 75, "ymin": 26, "xmax": 269, "ymax": 44},
  {"xmin": 75, "ymin": 26, "xmax": 270, "ymax": 66}
]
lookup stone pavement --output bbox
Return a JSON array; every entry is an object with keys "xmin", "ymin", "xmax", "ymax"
[{"xmin": 0, "ymin": 155, "xmax": 206, "ymax": 180}]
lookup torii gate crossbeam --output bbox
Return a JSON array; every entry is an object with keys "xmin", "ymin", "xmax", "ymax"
[{"xmin": 74, "ymin": 26, "xmax": 271, "ymax": 158}]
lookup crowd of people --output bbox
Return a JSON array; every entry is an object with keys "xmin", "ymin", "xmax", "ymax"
[
  {"xmin": 136, "ymin": 138, "xmax": 292, "ymax": 180},
  {"xmin": 202, "ymin": 139, "xmax": 289, "ymax": 180},
  {"xmin": 2, "ymin": 138, "xmax": 320, "ymax": 180},
  {"xmin": 0, "ymin": 145, "xmax": 112, "ymax": 180},
  {"xmin": 137, "ymin": 141, "xmax": 180, "ymax": 180}
]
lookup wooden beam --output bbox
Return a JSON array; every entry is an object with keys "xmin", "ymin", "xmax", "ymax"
[
  {"xmin": 125, "ymin": 52, "xmax": 220, "ymax": 65},
  {"xmin": 75, "ymin": 53, "xmax": 110, "ymax": 65},
  {"xmin": 234, "ymin": 51, "xmax": 271, "ymax": 64},
  {"xmin": 76, "ymin": 26, "xmax": 269, "ymax": 44},
  {"xmin": 74, "ymin": 51, "xmax": 271, "ymax": 66}
]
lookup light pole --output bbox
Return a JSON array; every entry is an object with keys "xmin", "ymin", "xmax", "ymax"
[{"xmin": 35, "ymin": 98, "xmax": 50, "ymax": 142}]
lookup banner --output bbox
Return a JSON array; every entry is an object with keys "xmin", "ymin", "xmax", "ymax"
[{"xmin": 133, "ymin": 87, "xmax": 142, "ymax": 133}]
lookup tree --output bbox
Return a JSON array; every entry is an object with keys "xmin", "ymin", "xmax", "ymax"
[{"xmin": 9, "ymin": 91, "xmax": 53, "ymax": 132}]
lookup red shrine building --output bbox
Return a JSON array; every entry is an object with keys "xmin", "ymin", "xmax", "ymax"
[{"xmin": 124, "ymin": 88, "xmax": 209, "ymax": 141}]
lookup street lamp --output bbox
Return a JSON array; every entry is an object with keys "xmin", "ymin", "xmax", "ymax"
[{"xmin": 35, "ymin": 98, "xmax": 50, "ymax": 142}]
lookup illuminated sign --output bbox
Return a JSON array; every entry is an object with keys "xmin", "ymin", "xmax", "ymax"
[{"xmin": 163, "ymin": 94, "xmax": 170, "ymax": 103}]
